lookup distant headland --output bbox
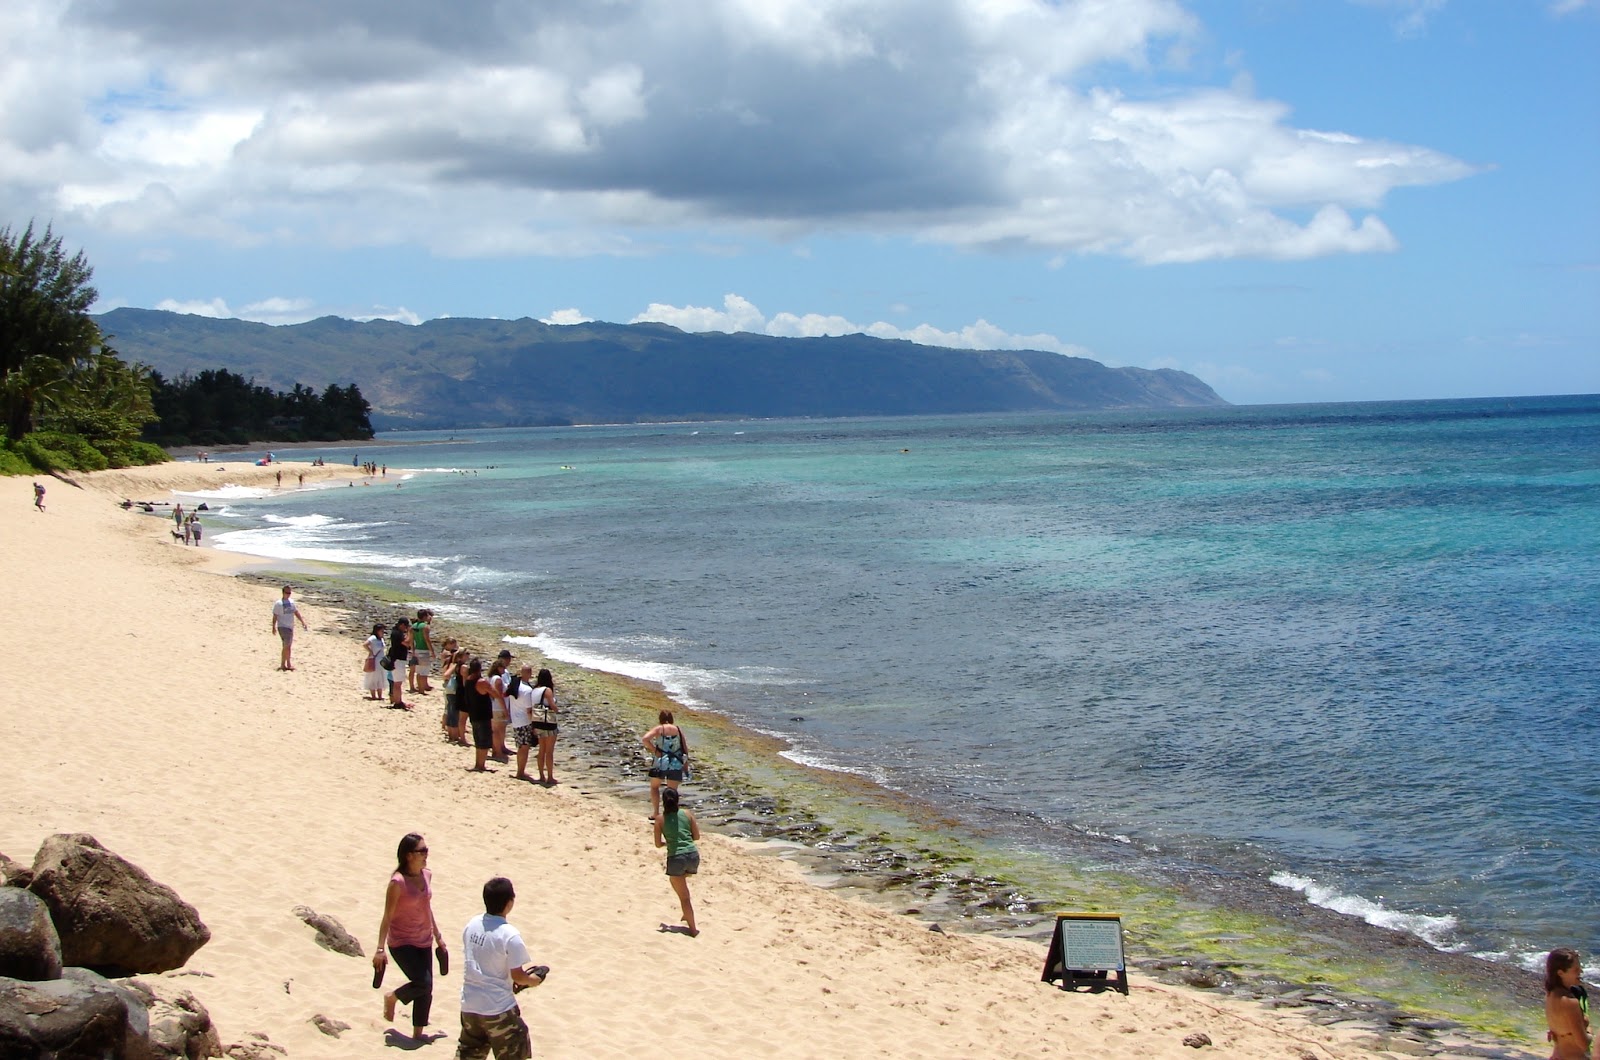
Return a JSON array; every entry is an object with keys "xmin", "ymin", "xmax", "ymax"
[{"xmin": 95, "ymin": 308, "xmax": 1227, "ymax": 431}]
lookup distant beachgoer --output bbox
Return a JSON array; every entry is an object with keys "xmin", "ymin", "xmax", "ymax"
[
  {"xmin": 272, "ymin": 585, "xmax": 308, "ymax": 670},
  {"xmin": 457, "ymin": 877, "xmax": 544, "ymax": 1060},
  {"xmin": 441, "ymin": 647, "xmax": 467, "ymax": 744},
  {"xmin": 460, "ymin": 658, "xmax": 493, "ymax": 771},
  {"xmin": 652, "ymin": 787, "xmax": 700, "ymax": 937},
  {"xmin": 410, "ymin": 610, "xmax": 434, "ymax": 695},
  {"xmin": 387, "ymin": 618, "xmax": 413, "ymax": 709},
  {"xmin": 32, "ymin": 482, "xmax": 45, "ymax": 512},
  {"xmin": 363, "ymin": 623, "xmax": 389, "ymax": 701},
  {"xmin": 488, "ymin": 651, "xmax": 513, "ymax": 761},
  {"xmin": 173, "ymin": 503, "xmax": 183, "ymax": 528},
  {"xmin": 531, "ymin": 668, "xmax": 558, "ymax": 785},
  {"xmin": 181, "ymin": 515, "xmax": 193, "ymax": 545},
  {"xmin": 188, "ymin": 514, "xmax": 202, "ymax": 546},
  {"xmin": 275, "ymin": 469, "xmax": 282, "ymax": 487},
  {"xmin": 297, "ymin": 471, "xmax": 305, "ymax": 487},
  {"xmin": 507, "ymin": 665, "xmax": 537, "ymax": 781},
  {"xmin": 374, "ymin": 833, "xmax": 444, "ymax": 1043},
  {"xmin": 1545, "ymin": 948, "xmax": 1592, "ymax": 1060},
  {"xmin": 642, "ymin": 710, "xmax": 688, "ymax": 820}
]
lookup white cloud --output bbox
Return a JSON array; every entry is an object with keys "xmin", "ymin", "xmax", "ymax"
[
  {"xmin": 631, "ymin": 293, "xmax": 1091, "ymax": 355},
  {"xmin": 155, "ymin": 296, "xmax": 232, "ymax": 318},
  {"xmin": 541, "ymin": 308, "xmax": 593, "ymax": 325},
  {"xmin": 152, "ymin": 295, "xmax": 418, "ymax": 325},
  {"xmin": 0, "ymin": 0, "xmax": 1477, "ymax": 265}
]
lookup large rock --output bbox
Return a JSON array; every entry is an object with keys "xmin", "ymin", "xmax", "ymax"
[
  {"xmin": 62, "ymin": 969, "xmax": 150, "ymax": 1059},
  {"xmin": 0, "ymin": 889, "xmax": 62, "ymax": 982},
  {"xmin": 0, "ymin": 972, "xmax": 130, "ymax": 1058},
  {"xmin": 27, "ymin": 835, "xmax": 210, "ymax": 976},
  {"xmin": 125, "ymin": 978, "xmax": 223, "ymax": 1060}
]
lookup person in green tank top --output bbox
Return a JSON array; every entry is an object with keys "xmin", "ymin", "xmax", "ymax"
[
  {"xmin": 409, "ymin": 609, "xmax": 434, "ymax": 695},
  {"xmin": 652, "ymin": 787, "xmax": 700, "ymax": 936}
]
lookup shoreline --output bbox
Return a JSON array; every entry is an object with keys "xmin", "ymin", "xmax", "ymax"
[
  {"xmin": 0, "ymin": 462, "xmax": 1547, "ymax": 1058},
  {"xmin": 228, "ymin": 556, "xmax": 1543, "ymax": 1049}
]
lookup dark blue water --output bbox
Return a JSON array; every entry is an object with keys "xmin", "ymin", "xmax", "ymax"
[{"xmin": 205, "ymin": 396, "xmax": 1600, "ymax": 965}]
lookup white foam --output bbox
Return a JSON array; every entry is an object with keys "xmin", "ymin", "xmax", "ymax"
[
  {"xmin": 211, "ymin": 515, "xmax": 457, "ymax": 570},
  {"xmin": 1270, "ymin": 872, "xmax": 1464, "ymax": 951},
  {"xmin": 503, "ymin": 633, "xmax": 736, "ymax": 707}
]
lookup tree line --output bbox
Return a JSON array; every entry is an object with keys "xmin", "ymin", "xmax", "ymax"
[
  {"xmin": 1, "ymin": 220, "xmax": 370, "ymax": 473},
  {"xmin": 145, "ymin": 370, "xmax": 373, "ymax": 447}
]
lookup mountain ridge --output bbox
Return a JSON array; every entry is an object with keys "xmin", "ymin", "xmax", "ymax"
[{"xmin": 95, "ymin": 307, "xmax": 1228, "ymax": 429}]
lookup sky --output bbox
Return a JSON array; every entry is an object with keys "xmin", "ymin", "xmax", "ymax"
[{"xmin": 1, "ymin": 0, "xmax": 1595, "ymax": 406}]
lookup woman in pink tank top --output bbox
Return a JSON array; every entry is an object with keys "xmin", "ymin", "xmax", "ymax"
[{"xmin": 373, "ymin": 833, "xmax": 445, "ymax": 1041}]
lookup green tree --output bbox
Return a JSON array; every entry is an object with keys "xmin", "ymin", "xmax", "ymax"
[{"xmin": 0, "ymin": 222, "xmax": 102, "ymax": 439}]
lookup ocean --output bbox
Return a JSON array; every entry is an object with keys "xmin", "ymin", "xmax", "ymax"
[{"xmin": 197, "ymin": 395, "xmax": 1600, "ymax": 972}]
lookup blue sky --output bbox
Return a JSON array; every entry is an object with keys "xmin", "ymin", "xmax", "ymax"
[{"xmin": 2, "ymin": 0, "xmax": 1594, "ymax": 405}]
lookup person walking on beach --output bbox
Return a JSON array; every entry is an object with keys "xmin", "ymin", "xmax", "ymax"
[
  {"xmin": 642, "ymin": 711, "xmax": 688, "ymax": 820},
  {"xmin": 387, "ymin": 618, "xmax": 413, "ymax": 709},
  {"xmin": 363, "ymin": 623, "xmax": 389, "ymax": 701},
  {"xmin": 530, "ymin": 668, "xmax": 559, "ymax": 786},
  {"xmin": 652, "ymin": 787, "xmax": 700, "ymax": 937},
  {"xmin": 188, "ymin": 513, "xmax": 202, "ymax": 546},
  {"xmin": 457, "ymin": 877, "xmax": 546, "ymax": 1060},
  {"xmin": 32, "ymin": 482, "xmax": 45, "ymax": 512},
  {"xmin": 1545, "ymin": 948, "xmax": 1592, "ymax": 1060},
  {"xmin": 373, "ymin": 833, "xmax": 446, "ymax": 1043},
  {"xmin": 272, "ymin": 585, "xmax": 309, "ymax": 671}
]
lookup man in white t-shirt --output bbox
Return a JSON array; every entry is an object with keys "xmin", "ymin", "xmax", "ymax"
[
  {"xmin": 457, "ymin": 877, "xmax": 545, "ymax": 1060},
  {"xmin": 270, "ymin": 585, "xmax": 309, "ymax": 671}
]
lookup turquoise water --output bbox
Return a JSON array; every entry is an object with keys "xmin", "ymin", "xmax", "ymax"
[{"xmin": 205, "ymin": 396, "xmax": 1600, "ymax": 967}]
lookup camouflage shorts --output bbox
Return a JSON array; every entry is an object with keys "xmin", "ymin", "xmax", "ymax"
[{"xmin": 456, "ymin": 1005, "xmax": 530, "ymax": 1060}]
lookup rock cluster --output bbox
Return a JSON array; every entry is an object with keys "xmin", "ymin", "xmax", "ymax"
[{"xmin": 0, "ymin": 834, "xmax": 220, "ymax": 1059}]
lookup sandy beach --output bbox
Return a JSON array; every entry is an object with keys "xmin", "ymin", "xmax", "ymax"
[{"xmin": 0, "ymin": 462, "xmax": 1468, "ymax": 1058}]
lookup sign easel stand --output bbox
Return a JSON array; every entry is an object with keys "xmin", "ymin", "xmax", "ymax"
[{"xmin": 1041, "ymin": 912, "xmax": 1128, "ymax": 995}]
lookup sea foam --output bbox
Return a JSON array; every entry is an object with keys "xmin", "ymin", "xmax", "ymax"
[{"xmin": 1270, "ymin": 872, "xmax": 1463, "ymax": 951}]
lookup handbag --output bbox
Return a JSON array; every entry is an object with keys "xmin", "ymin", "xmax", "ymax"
[{"xmin": 363, "ymin": 657, "xmax": 375, "ymax": 673}]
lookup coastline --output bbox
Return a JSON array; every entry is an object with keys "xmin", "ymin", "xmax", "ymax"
[{"xmin": 0, "ymin": 463, "xmax": 1545, "ymax": 1058}]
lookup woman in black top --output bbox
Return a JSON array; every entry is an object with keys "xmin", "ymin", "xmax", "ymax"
[
  {"xmin": 459, "ymin": 658, "xmax": 494, "ymax": 772},
  {"xmin": 387, "ymin": 619, "xmax": 413, "ymax": 710}
]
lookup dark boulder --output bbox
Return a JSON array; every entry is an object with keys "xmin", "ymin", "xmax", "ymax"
[
  {"xmin": 27, "ymin": 835, "xmax": 210, "ymax": 976},
  {"xmin": 0, "ymin": 972, "xmax": 130, "ymax": 1058},
  {"xmin": 0, "ymin": 890, "xmax": 62, "ymax": 982}
]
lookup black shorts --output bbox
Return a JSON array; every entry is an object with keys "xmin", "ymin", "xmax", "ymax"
[
  {"xmin": 470, "ymin": 717, "xmax": 493, "ymax": 750},
  {"xmin": 649, "ymin": 768, "xmax": 683, "ymax": 782}
]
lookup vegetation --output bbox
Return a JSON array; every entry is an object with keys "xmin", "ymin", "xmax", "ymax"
[
  {"xmin": 144, "ymin": 369, "xmax": 374, "ymax": 447},
  {"xmin": 0, "ymin": 221, "xmax": 167, "ymax": 473},
  {"xmin": 1, "ymin": 220, "xmax": 374, "ymax": 473}
]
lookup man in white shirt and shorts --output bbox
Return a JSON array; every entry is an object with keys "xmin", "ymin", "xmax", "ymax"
[
  {"xmin": 457, "ymin": 877, "xmax": 546, "ymax": 1060},
  {"xmin": 271, "ymin": 585, "xmax": 309, "ymax": 671}
]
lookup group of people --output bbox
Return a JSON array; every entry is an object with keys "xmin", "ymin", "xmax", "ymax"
[
  {"xmin": 371, "ymin": 816, "xmax": 698, "ymax": 1056},
  {"xmin": 172, "ymin": 503, "xmax": 204, "ymax": 545},
  {"xmin": 361, "ymin": 619, "xmax": 565, "ymax": 786},
  {"xmin": 373, "ymin": 834, "xmax": 550, "ymax": 1056}
]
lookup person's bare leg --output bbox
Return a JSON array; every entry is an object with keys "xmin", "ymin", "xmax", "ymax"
[
  {"xmin": 515, "ymin": 742, "xmax": 530, "ymax": 779},
  {"xmin": 669, "ymin": 875, "xmax": 697, "ymax": 935},
  {"xmin": 472, "ymin": 746, "xmax": 488, "ymax": 771},
  {"xmin": 492, "ymin": 719, "xmax": 507, "ymax": 758},
  {"xmin": 539, "ymin": 735, "xmax": 556, "ymax": 783},
  {"xmin": 649, "ymin": 778, "xmax": 661, "ymax": 819}
]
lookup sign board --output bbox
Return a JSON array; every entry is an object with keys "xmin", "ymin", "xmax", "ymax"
[{"xmin": 1041, "ymin": 912, "xmax": 1128, "ymax": 994}]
